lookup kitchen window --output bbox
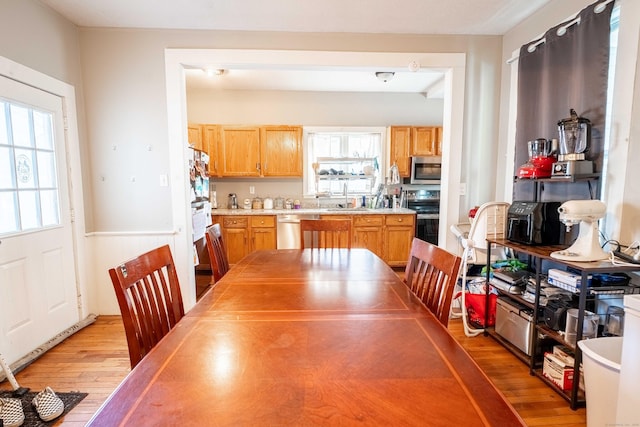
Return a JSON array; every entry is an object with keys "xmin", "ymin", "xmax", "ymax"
[{"xmin": 303, "ymin": 127, "xmax": 385, "ymax": 198}]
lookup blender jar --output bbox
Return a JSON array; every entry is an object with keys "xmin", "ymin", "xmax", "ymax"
[{"xmin": 557, "ymin": 109, "xmax": 590, "ymax": 159}]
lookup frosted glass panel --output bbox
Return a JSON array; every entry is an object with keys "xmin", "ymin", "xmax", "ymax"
[
  {"xmin": 18, "ymin": 190, "xmax": 39, "ymax": 230},
  {"xmin": 0, "ymin": 146, "xmax": 13, "ymax": 189},
  {"xmin": 14, "ymin": 148, "xmax": 36, "ymax": 189},
  {"xmin": 37, "ymin": 151, "xmax": 57, "ymax": 188},
  {"xmin": 10, "ymin": 104, "xmax": 32, "ymax": 147},
  {"xmin": 33, "ymin": 110, "xmax": 53, "ymax": 150},
  {"xmin": 0, "ymin": 192, "xmax": 18, "ymax": 233},
  {"xmin": 40, "ymin": 190, "xmax": 59, "ymax": 227}
]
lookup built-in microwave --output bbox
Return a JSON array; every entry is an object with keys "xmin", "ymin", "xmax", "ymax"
[{"xmin": 410, "ymin": 156, "xmax": 442, "ymax": 184}]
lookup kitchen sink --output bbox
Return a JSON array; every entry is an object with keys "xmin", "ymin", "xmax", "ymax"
[{"xmin": 325, "ymin": 207, "xmax": 371, "ymax": 212}]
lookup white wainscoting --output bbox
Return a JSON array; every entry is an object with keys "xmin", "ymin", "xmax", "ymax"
[{"xmin": 89, "ymin": 231, "xmax": 191, "ymax": 315}]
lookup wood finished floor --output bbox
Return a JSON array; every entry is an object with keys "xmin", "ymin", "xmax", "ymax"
[{"xmin": 0, "ymin": 315, "xmax": 587, "ymax": 426}]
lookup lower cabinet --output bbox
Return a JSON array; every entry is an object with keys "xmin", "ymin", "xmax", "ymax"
[
  {"xmin": 214, "ymin": 213, "xmax": 415, "ymax": 267},
  {"xmin": 352, "ymin": 215, "xmax": 385, "ymax": 260},
  {"xmin": 214, "ymin": 215, "xmax": 277, "ymax": 264},
  {"xmin": 383, "ymin": 214, "xmax": 415, "ymax": 267}
]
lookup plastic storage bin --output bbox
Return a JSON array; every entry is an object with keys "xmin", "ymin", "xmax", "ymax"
[{"xmin": 578, "ymin": 336, "xmax": 623, "ymax": 427}]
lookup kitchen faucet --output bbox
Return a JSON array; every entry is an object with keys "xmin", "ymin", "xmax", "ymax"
[{"xmin": 343, "ymin": 181, "xmax": 349, "ymax": 207}]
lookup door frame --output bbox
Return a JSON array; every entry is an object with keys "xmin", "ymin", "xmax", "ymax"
[
  {"xmin": 165, "ymin": 49, "xmax": 466, "ymax": 310},
  {"xmin": 0, "ymin": 55, "xmax": 88, "ymax": 318}
]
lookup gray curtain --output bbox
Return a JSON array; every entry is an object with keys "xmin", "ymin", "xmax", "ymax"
[{"xmin": 514, "ymin": 0, "xmax": 613, "ymax": 201}]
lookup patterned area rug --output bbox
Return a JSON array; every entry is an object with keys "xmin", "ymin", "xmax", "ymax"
[{"xmin": 0, "ymin": 390, "xmax": 87, "ymax": 426}]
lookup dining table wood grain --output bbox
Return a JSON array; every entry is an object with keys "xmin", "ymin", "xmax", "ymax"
[{"xmin": 88, "ymin": 249, "xmax": 525, "ymax": 426}]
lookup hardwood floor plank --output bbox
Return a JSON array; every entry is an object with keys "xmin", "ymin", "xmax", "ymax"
[{"xmin": 0, "ymin": 313, "xmax": 586, "ymax": 426}]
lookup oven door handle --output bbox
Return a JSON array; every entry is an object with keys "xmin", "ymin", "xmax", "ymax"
[{"xmin": 417, "ymin": 214, "xmax": 439, "ymax": 219}]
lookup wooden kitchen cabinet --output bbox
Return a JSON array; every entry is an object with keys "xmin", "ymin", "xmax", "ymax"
[
  {"xmin": 214, "ymin": 215, "xmax": 277, "ymax": 264},
  {"xmin": 352, "ymin": 215, "xmax": 384, "ymax": 259},
  {"xmin": 250, "ymin": 215, "xmax": 277, "ymax": 251},
  {"xmin": 188, "ymin": 124, "xmax": 203, "ymax": 151},
  {"xmin": 260, "ymin": 126, "xmax": 303, "ymax": 177},
  {"xmin": 383, "ymin": 214, "xmax": 415, "ymax": 267},
  {"xmin": 411, "ymin": 126, "xmax": 440, "ymax": 157},
  {"xmin": 389, "ymin": 126, "xmax": 411, "ymax": 177},
  {"xmin": 219, "ymin": 126, "xmax": 262, "ymax": 176},
  {"xmin": 390, "ymin": 126, "xmax": 444, "ymax": 176},
  {"xmin": 202, "ymin": 125, "xmax": 221, "ymax": 176},
  {"xmin": 219, "ymin": 216, "xmax": 250, "ymax": 264}
]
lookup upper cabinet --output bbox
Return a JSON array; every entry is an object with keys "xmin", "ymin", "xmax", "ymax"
[
  {"xmin": 390, "ymin": 126, "xmax": 443, "ymax": 177},
  {"xmin": 188, "ymin": 124, "xmax": 203, "ymax": 151},
  {"xmin": 260, "ymin": 126, "xmax": 303, "ymax": 177},
  {"xmin": 202, "ymin": 125, "xmax": 220, "ymax": 177},
  {"xmin": 219, "ymin": 126, "xmax": 262, "ymax": 177},
  {"xmin": 411, "ymin": 126, "xmax": 440, "ymax": 157},
  {"xmin": 389, "ymin": 126, "xmax": 412, "ymax": 177},
  {"xmin": 194, "ymin": 124, "xmax": 303, "ymax": 178}
]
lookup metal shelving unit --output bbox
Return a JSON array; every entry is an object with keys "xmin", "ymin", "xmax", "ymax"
[{"xmin": 485, "ymin": 238, "xmax": 640, "ymax": 409}]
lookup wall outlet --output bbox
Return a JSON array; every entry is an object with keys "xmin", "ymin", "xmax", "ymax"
[
  {"xmin": 249, "ymin": 185, "xmax": 255, "ymax": 194},
  {"xmin": 159, "ymin": 174, "xmax": 168, "ymax": 187},
  {"xmin": 459, "ymin": 183, "xmax": 466, "ymax": 196}
]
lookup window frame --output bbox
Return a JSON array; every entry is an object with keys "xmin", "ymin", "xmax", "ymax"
[{"xmin": 302, "ymin": 126, "xmax": 387, "ymax": 198}]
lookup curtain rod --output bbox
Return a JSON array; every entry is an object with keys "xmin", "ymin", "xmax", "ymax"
[{"xmin": 506, "ymin": 0, "xmax": 615, "ymax": 65}]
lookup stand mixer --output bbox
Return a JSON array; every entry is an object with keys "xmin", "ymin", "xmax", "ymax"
[
  {"xmin": 552, "ymin": 109, "xmax": 594, "ymax": 178},
  {"xmin": 517, "ymin": 138, "xmax": 556, "ymax": 179},
  {"xmin": 550, "ymin": 200, "xmax": 609, "ymax": 262}
]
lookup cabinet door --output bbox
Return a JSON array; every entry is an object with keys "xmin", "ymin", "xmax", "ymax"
[
  {"xmin": 219, "ymin": 126, "xmax": 261, "ymax": 176},
  {"xmin": 221, "ymin": 217, "xmax": 250, "ymax": 264},
  {"xmin": 384, "ymin": 215, "xmax": 416, "ymax": 267},
  {"xmin": 389, "ymin": 126, "xmax": 411, "ymax": 177},
  {"xmin": 188, "ymin": 124, "xmax": 203, "ymax": 150},
  {"xmin": 250, "ymin": 216, "xmax": 277, "ymax": 250},
  {"xmin": 434, "ymin": 126, "xmax": 443, "ymax": 155},
  {"xmin": 353, "ymin": 216, "xmax": 384, "ymax": 258},
  {"xmin": 260, "ymin": 126, "xmax": 303, "ymax": 177},
  {"xmin": 411, "ymin": 127, "xmax": 437, "ymax": 156},
  {"xmin": 202, "ymin": 125, "xmax": 220, "ymax": 177}
]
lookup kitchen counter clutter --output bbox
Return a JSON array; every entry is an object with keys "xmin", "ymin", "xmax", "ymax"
[
  {"xmin": 211, "ymin": 208, "xmax": 416, "ymax": 267},
  {"xmin": 211, "ymin": 207, "xmax": 416, "ymax": 215}
]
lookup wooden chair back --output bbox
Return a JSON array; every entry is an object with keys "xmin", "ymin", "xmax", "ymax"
[
  {"xmin": 300, "ymin": 219, "xmax": 352, "ymax": 249},
  {"xmin": 205, "ymin": 223, "xmax": 230, "ymax": 283},
  {"xmin": 108, "ymin": 244, "xmax": 185, "ymax": 368},
  {"xmin": 403, "ymin": 238, "xmax": 462, "ymax": 327}
]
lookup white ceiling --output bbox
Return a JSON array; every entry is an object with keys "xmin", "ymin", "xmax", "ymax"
[{"xmin": 40, "ymin": 0, "xmax": 552, "ymax": 94}]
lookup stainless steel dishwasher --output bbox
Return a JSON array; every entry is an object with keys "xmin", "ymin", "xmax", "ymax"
[{"xmin": 277, "ymin": 214, "xmax": 319, "ymax": 249}]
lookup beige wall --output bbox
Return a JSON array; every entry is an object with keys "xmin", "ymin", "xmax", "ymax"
[{"xmin": 78, "ymin": 29, "xmax": 502, "ymax": 231}]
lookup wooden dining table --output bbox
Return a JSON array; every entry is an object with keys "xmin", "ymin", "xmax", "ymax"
[{"xmin": 88, "ymin": 249, "xmax": 525, "ymax": 426}]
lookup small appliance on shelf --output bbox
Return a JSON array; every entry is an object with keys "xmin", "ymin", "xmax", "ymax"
[
  {"xmin": 552, "ymin": 109, "xmax": 594, "ymax": 178},
  {"xmin": 517, "ymin": 138, "xmax": 556, "ymax": 179}
]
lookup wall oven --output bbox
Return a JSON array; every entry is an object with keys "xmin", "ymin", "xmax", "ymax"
[
  {"xmin": 410, "ymin": 156, "xmax": 442, "ymax": 184},
  {"xmin": 406, "ymin": 188, "xmax": 440, "ymax": 244}
]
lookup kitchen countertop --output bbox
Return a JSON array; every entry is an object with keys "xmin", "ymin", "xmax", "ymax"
[{"xmin": 211, "ymin": 208, "xmax": 416, "ymax": 215}]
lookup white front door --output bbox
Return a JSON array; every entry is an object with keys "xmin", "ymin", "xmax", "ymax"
[{"xmin": 0, "ymin": 75, "xmax": 79, "ymax": 365}]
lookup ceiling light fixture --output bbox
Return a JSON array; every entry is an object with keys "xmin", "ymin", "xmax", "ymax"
[
  {"xmin": 375, "ymin": 72, "xmax": 395, "ymax": 83},
  {"xmin": 205, "ymin": 68, "xmax": 226, "ymax": 77}
]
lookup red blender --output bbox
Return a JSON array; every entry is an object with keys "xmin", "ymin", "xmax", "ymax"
[{"xmin": 517, "ymin": 138, "xmax": 556, "ymax": 179}]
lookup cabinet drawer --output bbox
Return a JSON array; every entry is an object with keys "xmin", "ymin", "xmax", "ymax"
[
  {"xmin": 223, "ymin": 217, "xmax": 248, "ymax": 228},
  {"xmin": 385, "ymin": 214, "xmax": 415, "ymax": 226},
  {"xmin": 251, "ymin": 216, "xmax": 276, "ymax": 228},
  {"xmin": 353, "ymin": 215, "xmax": 383, "ymax": 227}
]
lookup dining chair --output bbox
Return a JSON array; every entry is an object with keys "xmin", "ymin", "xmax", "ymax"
[
  {"xmin": 300, "ymin": 218, "xmax": 352, "ymax": 249},
  {"xmin": 403, "ymin": 238, "xmax": 462, "ymax": 327},
  {"xmin": 108, "ymin": 244, "xmax": 185, "ymax": 368},
  {"xmin": 205, "ymin": 223, "xmax": 230, "ymax": 284}
]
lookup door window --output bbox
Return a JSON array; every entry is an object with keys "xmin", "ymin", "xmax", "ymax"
[{"xmin": 0, "ymin": 99, "xmax": 59, "ymax": 235}]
